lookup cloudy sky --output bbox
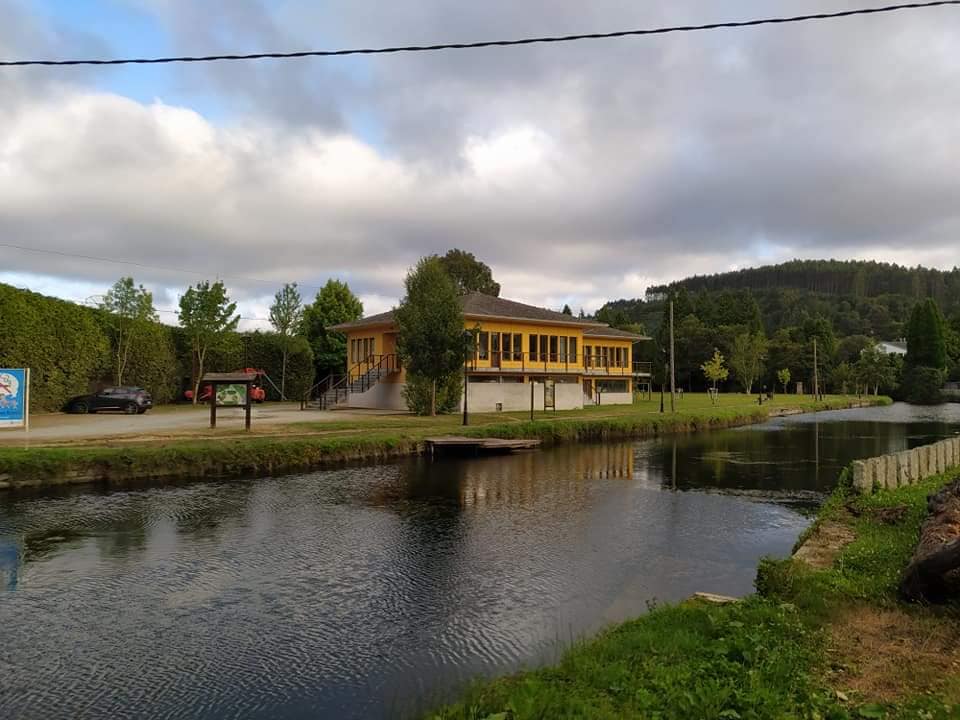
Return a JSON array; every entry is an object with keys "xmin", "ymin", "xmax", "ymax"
[{"xmin": 1, "ymin": 0, "xmax": 959, "ymax": 328}]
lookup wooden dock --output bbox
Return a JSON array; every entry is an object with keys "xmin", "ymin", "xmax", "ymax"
[{"xmin": 424, "ymin": 436, "xmax": 541, "ymax": 457}]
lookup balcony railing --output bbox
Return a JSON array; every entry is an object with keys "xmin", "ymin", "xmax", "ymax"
[{"xmin": 467, "ymin": 351, "xmax": 651, "ymax": 377}]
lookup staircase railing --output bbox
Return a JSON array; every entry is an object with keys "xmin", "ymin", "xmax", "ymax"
[{"xmin": 300, "ymin": 354, "xmax": 399, "ymax": 410}]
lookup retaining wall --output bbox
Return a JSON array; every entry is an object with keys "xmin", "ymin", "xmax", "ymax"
[{"xmin": 852, "ymin": 436, "xmax": 960, "ymax": 493}]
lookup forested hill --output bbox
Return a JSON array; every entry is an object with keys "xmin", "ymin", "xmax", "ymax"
[
  {"xmin": 646, "ymin": 260, "xmax": 960, "ymax": 307},
  {"xmin": 600, "ymin": 260, "xmax": 960, "ymax": 341}
]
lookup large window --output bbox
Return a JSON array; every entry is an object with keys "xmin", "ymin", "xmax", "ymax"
[
  {"xmin": 491, "ymin": 333, "xmax": 501, "ymax": 364},
  {"xmin": 513, "ymin": 334, "xmax": 523, "ymax": 361},
  {"xmin": 529, "ymin": 334, "xmax": 538, "ymax": 362},
  {"xmin": 478, "ymin": 331, "xmax": 489, "ymax": 360},
  {"xmin": 502, "ymin": 332, "xmax": 512, "ymax": 360},
  {"xmin": 549, "ymin": 336, "xmax": 558, "ymax": 362},
  {"xmin": 559, "ymin": 337, "xmax": 567, "ymax": 363},
  {"xmin": 539, "ymin": 335, "xmax": 548, "ymax": 362},
  {"xmin": 569, "ymin": 338, "xmax": 578, "ymax": 364},
  {"xmin": 584, "ymin": 345, "xmax": 592, "ymax": 367},
  {"xmin": 597, "ymin": 379, "xmax": 629, "ymax": 393}
]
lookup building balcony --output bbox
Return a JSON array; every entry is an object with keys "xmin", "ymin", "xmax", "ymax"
[{"xmin": 467, "ymin": 352, "xmax": 651, "ymax": 377}]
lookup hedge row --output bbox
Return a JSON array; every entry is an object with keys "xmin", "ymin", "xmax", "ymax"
[{"xmin": 0, "ymin": 283, "xmax": 314, "ymax": 412}]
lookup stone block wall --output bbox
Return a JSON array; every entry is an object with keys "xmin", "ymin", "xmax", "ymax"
[{"xmin": 852, "ymin": 436, "xmax": 960, "ymax": 493}]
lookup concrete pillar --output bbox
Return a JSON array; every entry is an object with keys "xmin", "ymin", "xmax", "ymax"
[
  {"xmin": 884, "ymin": 454, "xmax": 897, "ymax": 489},
  {"xmin": 852, "ymin": 460, "xmax": 871, "ymax": 493},
  {"xmin": 896, "ymin": 451, "xmax": 912, "ymax": 487}
]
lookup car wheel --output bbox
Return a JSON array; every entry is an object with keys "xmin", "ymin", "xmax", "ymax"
[
  {"xmin": 124, "ymin": 402, "xmax": 139, "ymax": 415},
  {"xmin": 70, "ymin": 401, "xmax": 88, "ymax": 414},
  {"xmin": 137, "ymin": 408, "xmax": 148, "ymax": 414}
]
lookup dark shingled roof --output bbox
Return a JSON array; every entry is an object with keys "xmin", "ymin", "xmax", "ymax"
[
  {"xmin": 583, "ymin": 326, "xmax": 650, "ymax": 341},
  {"xmin": 330, "ymin": 292, "xmax": 606, "ymax": 331}
]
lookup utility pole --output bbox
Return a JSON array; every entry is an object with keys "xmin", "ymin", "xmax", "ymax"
[
  {"xmin": 669, "ymin": 300, "xmax": 676, "ymax": 413},
  {"xmin": 813, "ymin": 337, "xmax": 820, "ymax": 400}
]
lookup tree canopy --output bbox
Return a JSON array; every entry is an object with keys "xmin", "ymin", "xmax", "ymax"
[
  {"xmin": 268, "ymin": 283, "xmax": 304, "ymax": 399},
  {"xmin": 438, "ymin": 249, "xmax": 500, "ymax": 296},
  {"xmin": 395, "ymin": 257, "xmax": 465, "ymax": 415},
  {"xmin": 178, "ymin": 280, "xmax": 240, "ymax": 403},
  {"xmin": 100, "ymin": 276, "xmax": 157, "ymax": 386},
  {"xmin": 302, "ymin": 280, "xmax": 363, "ymax": 379},
  {"xmin": 906, "ymin": 298, "xmax": 948, "ymax": 370}
]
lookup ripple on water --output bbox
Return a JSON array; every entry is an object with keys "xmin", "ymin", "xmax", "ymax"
[{"xmin": 4, "ymin": 416, "xmax": 938, "ymax": 719}]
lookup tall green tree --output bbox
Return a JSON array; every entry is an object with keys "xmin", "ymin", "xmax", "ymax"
[
  {"xmin": 906, "ymin": 298, "xmax": 948, "ymax": 370},
  {"xmin": 729, "ymin": 332, "xmax": 767, "ymax": 394},
  {"xmin": 178, "ymin": 280, "xmax": 240, "ymax": 404},
  {"xmin": 700, "ymin": 349, "xmax": 728, "ymax": 403},
  {"xmin": 395, "ymin": 257, "xmax": 465, "ymax": 416},
  {"xmin": 855, "ymin": 345, "xmax": 896, "ymax": 395},
  {"xmin": 776, "ymin": 368, "xmax": 791, "ymax": 395},
  {"xmin": 830, "ymin": 362, "xmax": 856, "ymax": 395},
  {"xmin": 438, "ymin": 248, "xmax": 500, "ymax": 296},
  {"xmin": 561, "ymin": 303, "xmax": 573, "ymax": 316},
  {"xmin": 268, "ymin": 283, "xmax": 304, "ymax": 400},
  {"xmin": 301, "ymin": 280, "xmax": 364, "ymax": 380},
  {"xmin": 100, "ymin": 277, "xmax": 157, "ymax": 386}
]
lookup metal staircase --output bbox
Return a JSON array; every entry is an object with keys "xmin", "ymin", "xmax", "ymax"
[{"xmin": 301, "ymin": 354, "xmax": 399, "ymax": 410}]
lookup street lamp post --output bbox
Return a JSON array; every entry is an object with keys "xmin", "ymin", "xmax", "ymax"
[
  {"xmin": 462, "ymin": 330, "xmax": 472, "ymax": 426},
  {"xmin": 659, "ymin": 347, "xmax": 667, "ymax": 413}
]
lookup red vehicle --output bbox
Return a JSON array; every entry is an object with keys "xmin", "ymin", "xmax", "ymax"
[{"xmin": 184, "ymin": 368, "xmax": 268, "ymax": 403}]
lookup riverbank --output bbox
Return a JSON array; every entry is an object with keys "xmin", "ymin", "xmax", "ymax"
[
  {"xmin": 424, "ymin": 466, "xmax": 960, "ymax": 719},
  {"xmin": 0, "ymin": 394, "xmax": 887, "ymax": 490}
]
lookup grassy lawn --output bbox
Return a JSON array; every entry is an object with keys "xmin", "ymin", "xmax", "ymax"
[
  {"xmin": 424, "ymin": 469, "xmax": 960, "ymax": 720},
  {"xmin": 0, "ymin": 394, "xmax": 886, "ymax": 487}
]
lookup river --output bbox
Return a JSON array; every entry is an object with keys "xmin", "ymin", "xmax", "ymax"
[{"xmin": 2, "ymin": 403, "xmax": 959, "ymax": 719}]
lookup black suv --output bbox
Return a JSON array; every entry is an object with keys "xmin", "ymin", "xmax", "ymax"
[{"xmin": 65, "ymin": 387, "xmax": 153, "ymax": 415}]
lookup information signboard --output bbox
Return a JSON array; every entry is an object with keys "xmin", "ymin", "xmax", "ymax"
[
  {"xmin": 215, "ymin": 383, "xmax": 247, "ymax": 407},
  {"xmin": 0, "ymin": 369, "xmax": 29, "ymax": 429}
]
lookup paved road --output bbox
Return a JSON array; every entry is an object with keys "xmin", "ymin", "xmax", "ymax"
[{"xmin": 0, "ymin": 404, "xmax": 383, "ymax": 444}]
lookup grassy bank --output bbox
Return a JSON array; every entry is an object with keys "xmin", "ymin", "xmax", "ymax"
[
  {"xmin": 424, "ymin": 468, "xmax": 960, "ymax": 720},
  {"xmin": 0, "ymin": 394, "xmax": 888, "ymax": 489}
]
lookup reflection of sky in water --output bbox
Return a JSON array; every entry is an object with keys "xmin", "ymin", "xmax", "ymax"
[{"xmin": 0, "ymin": 403, "xmax": 957, "ymax": 719}]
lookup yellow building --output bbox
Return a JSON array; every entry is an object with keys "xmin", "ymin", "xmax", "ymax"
[{"xmin": 325, "ymin": 292, "xmax": 650, "ymax": 411}]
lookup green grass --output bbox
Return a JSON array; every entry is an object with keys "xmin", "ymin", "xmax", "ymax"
[
  {"xmin": 425, "ymin": 468, "xmax": 960, "ymax": 720},
  {"xmin": 0, "ymin": 394, "xmax": 887, "ymax": 488}
]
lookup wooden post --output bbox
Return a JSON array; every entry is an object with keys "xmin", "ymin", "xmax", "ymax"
[
  {"xmin": 530, "ymin": 379, "xmax": 534, "ymax": 422},
  {"xmin": 669, "ymin": 300, "xmax": 676, "ymax": 413},
  {"xmin": 210, "ymin": 383, "xmax": 217, "ymax": 429},
  {"xmin": 245, "ymin": 381, "xmax": 252, "ymax": 431},
  {"xmin": 23, "ymin": 368, "xmax": 30, "ymax": 435},
  {"xmin": 813, "ymin": 338, "xmax": 820, "ymax": 400}
]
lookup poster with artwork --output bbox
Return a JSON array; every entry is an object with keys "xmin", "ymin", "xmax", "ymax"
[{"xmin": 0, "ymin": 369, "xmax": 28, "ymax": 428}]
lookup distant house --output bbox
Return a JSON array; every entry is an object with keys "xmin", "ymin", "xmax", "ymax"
[
  {"xmin": 876, "ymin": 340, "xmax": 907, "ymax": 356},
  {"xmin": 326, "ymin": 292, "xmax": 652, "ymax": 412}
]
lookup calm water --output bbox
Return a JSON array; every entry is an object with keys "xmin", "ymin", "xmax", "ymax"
[{"xmin": 2, "ymin": 403, "xmax": 959, "ymax": 720}]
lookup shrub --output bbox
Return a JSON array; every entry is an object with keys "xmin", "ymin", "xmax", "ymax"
[
  {"xmin": 901, "ymin": 366, "xmax": 945, "ymax": 404},
  {"xmin": 402, "ymin": 371, "xmax": 462, "ymax": 415}
]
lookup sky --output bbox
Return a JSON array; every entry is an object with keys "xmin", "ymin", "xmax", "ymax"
[{"xmin": 1, "ymin": 0, "xmax": 959, "ymax": 329}]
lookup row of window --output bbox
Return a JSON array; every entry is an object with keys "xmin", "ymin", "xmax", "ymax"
[
  {"xmin": 584, "ymin": 345, "xmax": 631, "ymax": 369},
  {"xmin": 472, "ymin": 333, "xmax": 631, "ymax": 367},
  {"xmin": 475, "ymin": 332, "xmax": 582, "ymax": 363},
  {"xmin": 350, "ymin": 337, "xmax": 376, "ymax": 364}
]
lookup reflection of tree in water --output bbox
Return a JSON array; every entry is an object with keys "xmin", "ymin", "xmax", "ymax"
[{"xmin": 645, "ymin": 416, "xmax": 960, "ymax": 494}]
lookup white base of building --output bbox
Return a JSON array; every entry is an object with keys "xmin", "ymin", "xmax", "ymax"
[{"xmin": 346, "ymin": 382, "xmax": 407, "ymax": 411}]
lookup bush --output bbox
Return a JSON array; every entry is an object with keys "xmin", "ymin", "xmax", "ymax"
[
  {"xmin": 0, "ymin": 284, "xmax": 110, "ymax": 411},
  {"xmin": 901, "ymin": 366, "xmax": 945, "ymax": 404},
  {"xmin": 402, "ymin": 371, "xmax": 462, "ymax": 415}
]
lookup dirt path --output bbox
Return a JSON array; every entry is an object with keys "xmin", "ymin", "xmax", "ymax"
[{"xmin": 0, "ymin": 404, "xmax": 389, "ymax": 446}]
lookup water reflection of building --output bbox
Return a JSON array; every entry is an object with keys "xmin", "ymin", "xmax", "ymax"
[{"xmin": 457, "ymin": 444, "xmax": 634, "ymax": 509}]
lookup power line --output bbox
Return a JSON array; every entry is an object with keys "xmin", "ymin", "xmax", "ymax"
[
  {"xmin": 1, "ymin": 1, "xmax": 957, "ymax": 67},
  {"xmin": 0, "ymin": 241, "xmax": 325, "ymax": 295}
]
